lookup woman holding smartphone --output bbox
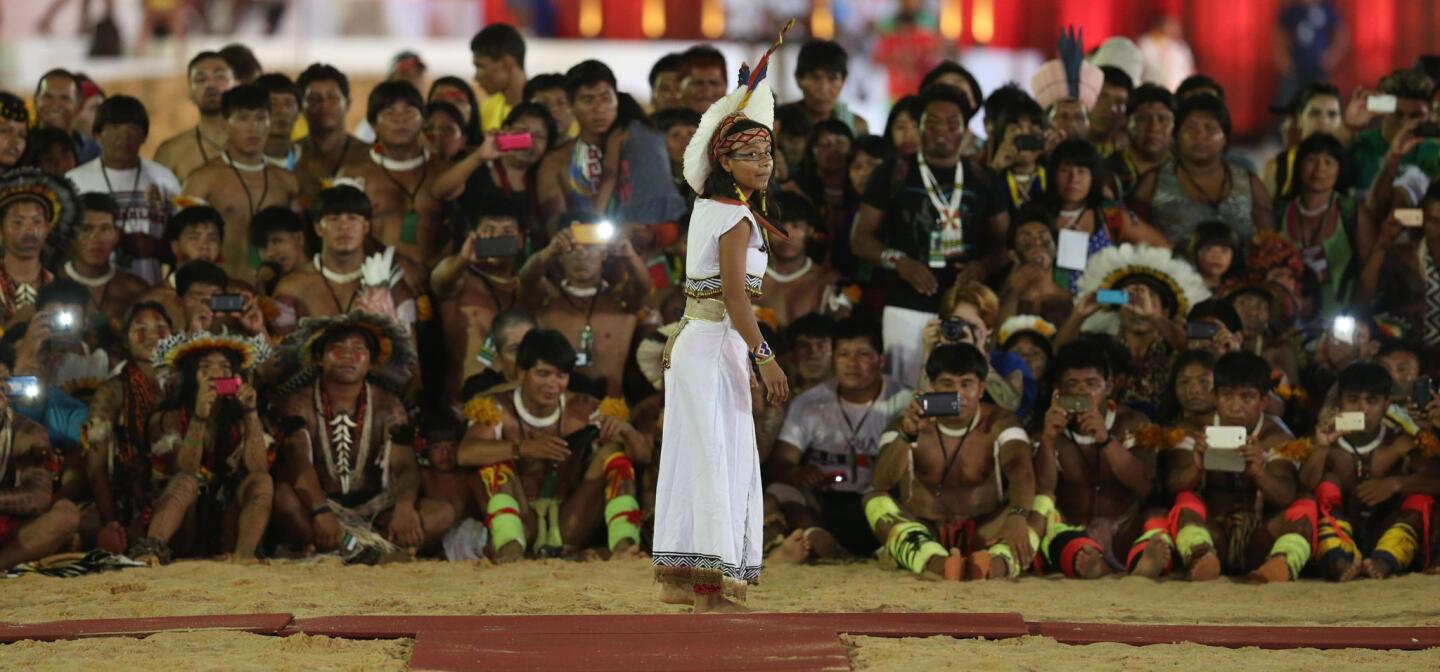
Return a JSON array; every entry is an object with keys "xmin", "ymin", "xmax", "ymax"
[{"xmin": 652, "ymin": 27, "xmax": 791, "ymax": 613}]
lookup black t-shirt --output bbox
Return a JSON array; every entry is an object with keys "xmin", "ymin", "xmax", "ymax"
[
  {"xmin": 861, "ymin": 154, "xmax": 1000, "ymax": 312},
  {"xmin": 456, "ymin": 161, "xmax": 545, "ymax": 250}
]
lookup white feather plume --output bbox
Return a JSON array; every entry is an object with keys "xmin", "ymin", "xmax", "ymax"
[
  {"xmin": 1073, "ymin": 243, "xmax": 1211, "ymax": 318},
  {"xmin": 997, "ymin": 315, "xmax": 1057, "ymax": 347},
  {"xmin": 682, "ymin": 80, "xmax": 775, "ymax": 195}
]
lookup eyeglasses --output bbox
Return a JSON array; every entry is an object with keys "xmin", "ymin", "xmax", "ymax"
[{"xmin": 729, "ymin": 149, "xmax": 774, "ymax": 163}]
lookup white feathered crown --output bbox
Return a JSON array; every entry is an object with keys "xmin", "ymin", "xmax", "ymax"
[
  {"xmin": 997, "ymin": 315, "xmax": 1057, "ymax": 348},
  {"xmin": 1074, "ymin": 244, "xmax": 1211, "ymax": 319},
  {"xmin": 682, "ymin": 19, "xmax": 794, "ymax": 194}
]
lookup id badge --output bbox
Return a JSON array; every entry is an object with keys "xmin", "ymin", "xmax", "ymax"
[{"xmin": 400, "ymin": 210, "xmax": 420, "ymax": 244}]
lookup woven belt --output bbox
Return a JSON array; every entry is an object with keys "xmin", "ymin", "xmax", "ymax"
[{"xmin": 662, "ymin": 298, "xmax": 728, "ymax": 369}]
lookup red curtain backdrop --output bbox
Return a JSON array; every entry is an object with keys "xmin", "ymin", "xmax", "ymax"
[{"xmin": 535, "ymin": 0, "xmax": 1437, "ymax": 138}]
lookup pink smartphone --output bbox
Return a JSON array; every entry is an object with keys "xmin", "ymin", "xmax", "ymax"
[
  {"xmin": 214, "ymin": 377, "xmax": 241, "ymax": 397},
  {"xmin": 496, "ymin": 132, "xmax": 533, "ymax": 152}
]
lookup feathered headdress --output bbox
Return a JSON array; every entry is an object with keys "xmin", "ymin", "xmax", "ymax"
[
  {"xmin": 1075, "ymin": 244, "xmax": 1211, "ymax": 322},
  {"xmin": 0, "ymin": 168, "xmax": 80, "ymax": 234},
  {"xmin": 272, "ymin": 310, "xmax": 417, "ymax": 395},
  {"xmin": 55, "ymin": 349, "xmax": 112, "ymax": 398},
  {"xmin": 997, "ymin": 315, "xmax": 1058, "ymax": 349},
  {"xmin": 1031, "ymin": 26, "xmax": 1104, "ymax": 110},
  {"xmin": 1090, "ymin": 36, "xmax": 1144, "ymax": 86},
  {"xmin": 682, "ymin": 18, "xmax": 795, "ymax": 194},
  {"xmin": 152, "ymin": 330, "xmax": 272, "ymax": 371}
]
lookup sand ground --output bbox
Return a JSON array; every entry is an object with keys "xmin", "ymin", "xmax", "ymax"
[
  {"xmin": 0, "ymin": 631, "xmax": 411, "ymax": 671},
  {"xmin": 1, "ymin": 558, "xmax": 1437, "ymax": 669}
]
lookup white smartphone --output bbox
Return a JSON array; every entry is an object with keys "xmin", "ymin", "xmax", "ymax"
[
  {"xmin": 1206, "ymin": 425, "xmax": 1247, "ymax": 449},
  {"xmin": 1203, "ymin": 447, "xmax": 1248, "ymax": 473},
  {"xmin": 1335, "ymin": 412, "xmax": 1366, "ymax": 433},
  {"xmin": 1367, "ymin": 94, "xmax": 1398, "ymax": 114},
  {"xmin": 1396, "ymin": 208, "xmax": 1424, "ymax": 227}
]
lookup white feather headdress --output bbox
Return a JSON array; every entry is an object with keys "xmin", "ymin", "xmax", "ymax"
[
  {"xmin": 997, "ymin": 315, "xmax": 1058, "ymax": 348},
  {"xmin": 682, "ymin": 19, "xmax": 794, "ymax": 194},
  {"xmin": 1074, "ymin": 244, "xmax": 1211, "ymax": 320}
]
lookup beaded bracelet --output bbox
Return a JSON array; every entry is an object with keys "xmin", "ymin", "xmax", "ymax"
[
  {"xmin": 879, "ymin": 248, "xmax": 905, "ymax": 270},
  {"xmin": 751, "ymin": 340, "xmax": 776, "ymax": 366}
]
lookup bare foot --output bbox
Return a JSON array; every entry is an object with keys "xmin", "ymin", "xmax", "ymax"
[
  {"xmin": 985, "ymin": 553, "xmax": 1011, "ymax": 580},
  {"xmin": 1247, "ymin": 555, "xmax": 1291, "ymax": 583},
  {"xmin": 659, "ymin": 583, "xmax": 691, "ymax": 605},
  {"xmin": 1187, "ymin": 548, "xmax": 1220, "ymax": 581},
  {"xmin": 804, "ymin": 528, "xmax": 844, "ymax": 560},
  {"xmin": 1076, "ymin": 547, "xmax": 1112, "ymax": 579},
  {"xmin": 943, "ymin": 548, "xmax": 964, "ymax": 581},
  {"xmin": 1131, "ymin": 540, "xmax": 1171, "ymax": 580},
  {"xmin": 768, "ymin": 530, "xmax": 811, "ymax": 564},
  {"xmin": 1364, "ymin": 557, "xmax": 1396, "ymax": 580},
  {"xmin": 493, "ymin": 541, "xmax": 525, "ymax": 564},
  {"xmin": 1336, "ymin": 559, "xmax": 1364, "ymax": 582},
  {"xmin": 965, "ymin": 551, "xmax": 992, "ymax": 581},
  {"xmin": 609, "ymin": 542, "xmax": 645, "ymax": 561},
  {"xmin": 693, "ymin": 593, "xmax": 750, "ymax": 613}
]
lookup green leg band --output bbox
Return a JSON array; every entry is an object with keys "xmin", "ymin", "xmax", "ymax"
[
  {"xmin": 605, "ymin": 494, "xmax": 641, "ymax": 550},
  {"xmin": 1175, "ymin": 525, "xmax": 1213, "ymax": 563},
  {"xmin": 1031, "ymin": 494, "xmax": 1057, "ymax": 518},
  {"xmin": 887, "ymin": 521, "xmax": 947, "ymax": 574},
  {"xmin": 865, "ymin": 494, "xmax": 902, "ymax": 530},
  {"xmin": 486, "ymin": 493, "xmax": 527, "ymax": 552},
  {"xmin": 1270, "ymin": 532, "xmax": 1311, "ymax": 579},
  {"xmin": 988, "ymin": 529, "xmax": 1040, "ymax": 578}
]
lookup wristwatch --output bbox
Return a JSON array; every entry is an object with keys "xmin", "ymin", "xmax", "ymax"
[{"xmin": 1008, "ymin": 505, "xmax": 1029, "ymax": 517}]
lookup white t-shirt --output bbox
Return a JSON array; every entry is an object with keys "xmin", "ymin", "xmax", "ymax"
[
  {"xmin": 67, "ymin": 158, "xmax": 182, "ymax": 285},
  {"xmin": 777, "ymin": 376, "xmax": 914, "ymax": 493}
]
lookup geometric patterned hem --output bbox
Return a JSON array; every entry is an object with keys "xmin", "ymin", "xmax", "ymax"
[{"xmin": 653, "ymin": 552, "xmax": 762, "ymax": 603}]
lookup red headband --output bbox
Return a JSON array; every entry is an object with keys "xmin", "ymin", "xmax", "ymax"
[{"xmin": 708, "ymin": 117, "xmax": 771, "ymax": 163}]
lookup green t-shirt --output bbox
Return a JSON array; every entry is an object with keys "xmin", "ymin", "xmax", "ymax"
[{"xmin": 1346, "ymin": 128, "xmax": 1440, "ymax": 195}]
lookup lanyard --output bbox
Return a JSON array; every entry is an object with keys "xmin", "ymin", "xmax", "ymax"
[
  {"xmin": 1006, "ymin": 167, "xmax": 1046, "ymax": 206},
  {"xmin": 100, "ymin": 161, "xmax": 143, "ymax": 200},
  {"xmin": 225, "ymin": 154, "xmax": 270, "ymax": 219},
  {"xmin": 837, "ymin": 385, "xmax": 881, "ymax": 483},
  {"xmin": 917, "ymin": 155, "xmax": 964, "ymax": 228}
]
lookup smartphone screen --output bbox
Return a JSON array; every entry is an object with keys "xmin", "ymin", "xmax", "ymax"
[
  {"xmin": 473, "ymin": 235, "xmax": 519, "ymax": 259},
  {"xmin": 918, "ymin": 392, "xmax": 961, "ymax": 418}
]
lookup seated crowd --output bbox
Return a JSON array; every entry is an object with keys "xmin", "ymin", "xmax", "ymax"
[{"xmin": 1, "ymin": 25, "xmax": 1439, "ymax": 584}]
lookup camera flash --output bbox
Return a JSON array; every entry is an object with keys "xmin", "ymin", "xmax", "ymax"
[{"xmin": 597, "ymin": 221, "xmax": 615, "ymax": 241}]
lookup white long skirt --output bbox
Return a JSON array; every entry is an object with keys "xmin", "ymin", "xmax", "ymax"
[{"xmin": 651, "ymin": 316, "xmax": 763, "ymax": 600}]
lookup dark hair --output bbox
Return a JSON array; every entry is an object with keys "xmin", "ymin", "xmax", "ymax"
[
  {"xmin": 503, "ymin": 101, "xmax": 558, "ymax": 152},
  {"xmin": 34, "ymin": 68, "xmax": 78, "ymax": 101},
  {"xmin": 1423, "ymin": 181, "xmax": 1440, "ymax": 207},
  {"xmin": 1128, "ymin": 84, "xmax": 1176, "ymax": 116},
  {"xmin": 775, "ymin": 104, "xmax": 810, "ymax": 140},
  {"xmin": 165, "ymin": 206, "xmax": 224, "ymax": 242},
  {"xmin": 490, "ymin": 309, "xmax": 539, "ymax": 346},
  {"xmin": 366, "ymin": 80, "xmax": 424, "ymax": 125},
  {"xmin": 994, "ymin": 98, "xmax": 1046, "ymax": 141},
  {"xmin": 926, "ymin": 343, "xmax": 989, "ymax": 381},
  {"xmin": 93, "ymin": 94, "xmax": 150, "ymax": 138},
  {"xmin": 1337, "ymin": 361, "xmax": 1394, "ymax": 398},
  {"xmin": 1006, "ymin": 203, "xmax": 1055, "ymax": 251},
  {"xmin": 428, "ymin": 76, "xmax": 482, "ymax": 145},
  {"xmin": 794, "ymin": 119, "xmax": 856, "ymax": 208},
  {"xmin": 1280, "ymin": 81, "xmax": 1342, "ymax": 117},
  {"xmin": 1050, "ymin": 340, "xmax": 1112, "ymax": 381},
  {"xmin": 831, "ymin": 315, "xmax": 883, "ymax": 354},
  {"xmin": 679, "ymin": 45, "xmax": 727, "ymax": 79},
  {"xmin": 219, "ymin": 44, "xmax": 262, "ymax": 82},
  {"xmin": 652, "ymin": 107, "xmax": 701, "ymax": 133},
  {"xmin": 982, "ymin": 84, "xmax": 1034, "ymax": 133},
  {"xmin": 699, "ymin": 118, "xmax": 774, "ymax": 205},
  {"xmin": 297, "ymin": 63, "xmax": 350, "ymax": 100},
  {"xmin": 175, "ymin": 260, "xmax": 228, "ymax": 296},
  {"xmin": 249, "ymin": 206, "xmax": 305, "ymax": 248},
  {"xmin": 220, "ymin": 84, "xmax": 270, "ymax": 118},
  {"xmin": 1116, "ymin": 274, "xmax": 1181, "ymax": 319},
  {"xmin": 1176, "ymin": 74, "xmax": 1225, "ymax": 101},
  {"xmin": 786, "ymin": 312, "xmax": 833, "ymax": 345},
  {"xmin": 1159, "ymin": 348, "xmax": 1216, "ymax": 423},
  {"xmin": 1099, "ymin": 65, "xmax": 1134, "ymax": 93},
  {"xmin": 918, "ymin": 84, "xmax": 975, "ymax": 125},
  {"xmin": 1213, "ymin": 351, "xmax": 1273, "ymax": 393},
  {"xmin": 79, "ymin": 192, "xmax": 119, "ymax": 221},
  {"xmin": 316, "ymin": 185, "xmax": 373, "ymax": 221},
  {"xmin": 849, "ymin": 134, "xmax": 895, "ymax": 167},
  {"xmin": 0, "ymin": 342, "xmax": 14, "ymax": 372},
  {"xmin": 427, "ymin": 100, "xmax": 468, "ymax": 137},
  {"xmin": 471, "ymin": 196, "xmax": 523, "ymax": 230},
  {"xmin": 795, "ymin": 40, "xmax": 849, "ymax": 79},
  {"xmin": 1284, "ymin": 132, "xmax": 1349, "ymax": 199},
  {"xmin": 1377, "ymin": 338, "xmax": 1422, "ymax": 362},
  {"xmin": 254, "ymin": 73, "xmax": 299, "ymax": 103},
  {"xmin": 1047, "ymin": 139, "xmax": 1106, "ymax": 208},
  {"xmin": 883, "ymin": 95, "xmax": 923, "ymax": 147},
  {"xmin": 36, "ymin": 278, "xmax": 91, "ymax": 312},
  {"xmin": 122, "ymin": 300, "xmax": 174, "ymax": 335},
  {"xmin": 773, "ymin": 191, "xmax": 817, "ymax": 228},
  {"xmin": 1174, "ymin": 93, "xmax": 1231, "ymax": 140},
  {"xmin": 1187, "ymin": 298, "xmax": 1243, "ymax": 334},
  {"xmin": 649, "ymin": 53, "xmax": 684, "ymax": 89},
  {"xmin": 564, "ymin": 60, "xmax": 617, "ymax": 101},
  {"xmin": 186, "ymin": 51, "xmax": 231, "ymax": 77},
  {"xmin": 516, "ymin": 328, "xmax": 576, "ymax": 373},
  {"xmin": 470, "ymin": 23, "xmax": 527, "ymax": 68},
  {"xmin": 523, "ymin": 73, "xmax": 566, "ymax": 100},
  {"xmin": 920, "ymin": 61, "xmax": 983, "ymax": 107},
  {"xmin": 1378, "ymin": 67, "xmax": 1435, "ymax": 102},
  {"xmin": 29, "ymin": 127, "xmax": 76, "ymax": 164},
  {"xmin": 1188, "ymin": 220, "xmax": 1241, "ymax": 264}
]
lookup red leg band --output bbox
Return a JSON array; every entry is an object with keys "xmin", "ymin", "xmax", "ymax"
[
  {"xmin": 603, "ymin": 454, "xmax": 636, "ymax": 500},
  {"xmin": 1125, "ymin": 517, "xmax": 1175, "ymax": 574},
  {"xmin": 484, "ymin": 507, "xmax": 521, "ymax": 526},
  {"xmin": 1400, "ymin": 494, "xmax": 1435, "ymax": 568},
  {"xmin": 1284, "ymin": 497, "xmax": 1319, "ymax": 553},
  {"xmin": 1167, "ymin": 491, "xmax": 1207, "ymax": 538},
  {"xmin": 1314, "ymin": 481, "xmax": 1355, "ymax": 552}
]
